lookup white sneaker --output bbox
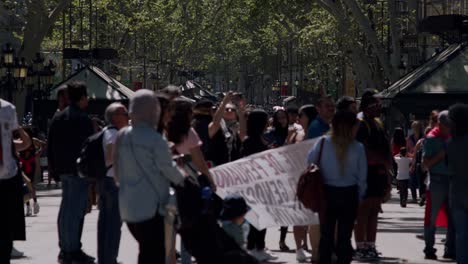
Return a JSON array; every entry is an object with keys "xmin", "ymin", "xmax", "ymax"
[
  {"xmin": 257, "ymin": 249, "xmax": 278, "ymax": 261},
  {"xmin": 33, "ymin": 202, "xmax": 40, "ymax": 215},
  {"xmin": 11, "ymin": 247, "xmax": 24, "ymax": 258},
  {"xmin": 296, "ymin": 248, "xmax": 309, "ymax": 262},
  {"xmin": 26, "ymin": 205, "xmax": 32, "ymax": 217},
  {"xmin": 248, "ymin": 250, "xmax": 267, "ymax": 262}
]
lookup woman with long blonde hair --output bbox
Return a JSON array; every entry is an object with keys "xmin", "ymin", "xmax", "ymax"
[{"xmin": 307, "ymin": 110, "xmax": 367, "ymax": 264}]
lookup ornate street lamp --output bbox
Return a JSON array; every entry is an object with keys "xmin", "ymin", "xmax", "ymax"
[{"xmin": 3, "ymin": 43, "xmax": 14, "ymax": 65}]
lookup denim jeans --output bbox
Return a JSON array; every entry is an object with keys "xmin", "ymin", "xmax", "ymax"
[
  {"xmin": 181, "ymin": 240, "xmax": 192, "ymax": 264},
  {"xmin": 98, "ymin": 177, "xmax": 122, "ymax": 264},
  {"xmin": 58, "ymin": 174, "xmax": 90, "ymax": 253},
  {"xmin": 424, "ymin": 178, "xmax": 455, "ymax": 255},
  {"xmin": 453, "ymin": 205, "xmax": 468, "ymax": 264}
]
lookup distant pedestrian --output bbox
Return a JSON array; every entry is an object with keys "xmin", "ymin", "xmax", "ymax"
[
  {"xmin": 307, "ymin": 110, "xmax": 367, "ymax": 264},
  {"xmin": 114, "ymin": 90, "xmax": 184, "ymax": 264},
  {"xmin": 0, "ymin": 99, "xmax": 32, "ymax": 264},
  {"xmin": 19, "ymin": 127, "xmax": 41, "ymax": 216},
  {"xmin": 97, "ymin": 103, "xmax": 129, "ymax": 264},
  {"xmin": 48, "ymin": 82, "xmax": 96, "ymax": 264},
  {"xmin": 394, "ymin": 147, "xmax": 412, "ymax": 207}
]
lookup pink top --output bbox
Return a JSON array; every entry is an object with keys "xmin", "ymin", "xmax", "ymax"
[{"xmin": 175, "ymin": 128, "xmax": 203, "ymax": 155}]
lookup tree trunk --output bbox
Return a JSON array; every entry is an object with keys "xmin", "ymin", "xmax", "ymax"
[
  {"xmin": 388, "ymin": 0, "xmax": 402, "ymax": 77},
  {"xmin": 20, "ymin": 0, "xmax": 72, "ymax": 60},
  {"xmin": 341, "ymin": 0, "xmax": 398, "ymax": 82}
]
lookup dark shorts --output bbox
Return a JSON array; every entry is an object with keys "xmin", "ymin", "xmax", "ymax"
[
  {"xmin": 365, "ymin": 165, "xmax": 389, "ymax": 198},
  {"xmin": 0, "ymin": 173, "xmax": 26, "ymax": 241}
]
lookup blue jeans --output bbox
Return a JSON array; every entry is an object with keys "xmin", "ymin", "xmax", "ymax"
[
  {"xmin": 58, "ymin": 174, "xmax": 90, "ymax": 253},
  {"xmin": 98, "ymin": 177, "xmax": 122, "ymax": 264},
  {"xmin": 453, "ymin": 205, "xmax": 468, "ymax": 264},
  {"xmin": 424, "ymin": 179, "xmax": 455, "ymax": 255}
]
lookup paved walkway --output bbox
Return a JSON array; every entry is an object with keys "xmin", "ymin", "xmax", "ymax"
[{"xmin": 12, "ymin": 185, "xmax": 453, "ymax": 264}]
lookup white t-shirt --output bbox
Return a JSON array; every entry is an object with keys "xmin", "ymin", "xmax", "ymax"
[
  {"xmin": 0, "ymin": 99, "xmax": 19, "ymax": 180},
  {"xmin": 395, "ymin": 156, "xmax": 411, "ymax": 180},
  {"xmin": 102, "ymin": 128, "xmax": 118, "ymax": 178}
]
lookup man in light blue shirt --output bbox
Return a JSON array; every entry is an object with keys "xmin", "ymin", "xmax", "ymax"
[{"xmin": 307, "ymin": 96, "xmax": 335, "ymax": 139}]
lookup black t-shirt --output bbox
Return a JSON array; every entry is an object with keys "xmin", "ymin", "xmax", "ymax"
[
  {"xmin": 241, "ymin": 136, "xmax": 268, "ymax": 157},
  {"xmin": 356, "ymin": 117, "xmax": 391, "ymax": 198},
  {"xmin": 192, "ymin": 114, "xmax": 229, "ymax": 166}
]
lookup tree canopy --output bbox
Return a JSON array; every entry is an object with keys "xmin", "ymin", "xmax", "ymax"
[{"xmin": 2, "ymin": 0, "xmax": 427, "ymax": 98}]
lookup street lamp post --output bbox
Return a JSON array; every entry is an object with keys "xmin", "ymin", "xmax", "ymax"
[{"xmin": 0, "ymin": 43, "xmax": 27, "ymax": 102}]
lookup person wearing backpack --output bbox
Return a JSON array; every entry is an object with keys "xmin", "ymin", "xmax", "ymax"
[
  {"xmin": 47, "ymin": 82, "xmax": 96, "ymax": 264},
  {"xmin": 96, "ymin": 103, "xmax": 128, "ymax": 264},
  {"xmin": 307, "ymin": 110, "xmax": 367, "ymax": 264}
]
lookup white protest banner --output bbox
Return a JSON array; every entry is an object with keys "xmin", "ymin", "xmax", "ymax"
[{"xmin": 211, "ymin": 138, "xmax": 319, "ymax": 230}]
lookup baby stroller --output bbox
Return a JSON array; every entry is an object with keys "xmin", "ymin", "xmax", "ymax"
[{"xmin": 173, "ymin": 154, "xmax": 258, "ymax": 264}]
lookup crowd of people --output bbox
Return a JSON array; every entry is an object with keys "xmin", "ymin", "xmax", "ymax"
[{"xmin": 1, "ymin": 81, "xmax": 468, "ymax": 264}]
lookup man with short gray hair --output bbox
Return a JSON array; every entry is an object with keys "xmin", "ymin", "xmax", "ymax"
[{"xmin": 98, "ymin": 102, "xmax": 128, "ymax": 264}]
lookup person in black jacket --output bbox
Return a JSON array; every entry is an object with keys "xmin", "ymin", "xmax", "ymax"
[
  {"xmin": 242, "ymin": 110, "xmax": 278, "ymax": 262},
  {"xmin": 192, "ymin": 95, "xmax": 232, "ymax": 167},
  {"xmin": 47, "ymin": 81, "xmax": 96, "ymax": 264}
]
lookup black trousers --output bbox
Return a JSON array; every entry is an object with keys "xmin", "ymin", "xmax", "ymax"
[
  {"xmin": 127, "ymin": 213, "xmax": 165, "ymax": 264},
  {"xmin": 247, "ymin": 225, "xmax": 266, "ymax": 250},
  {"xmin": 0, "ymin": 175, "xmax": 25, "ymax": 264},
  {"xmin": 398, "ymin": 180, "xmax": 409, "ymax": 207},
  {"xmin": 319, "ymin": 185, "xmax": 358, "ymax": 264}
]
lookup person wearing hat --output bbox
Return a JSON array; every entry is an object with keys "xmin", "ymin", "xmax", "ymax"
[
  {"xmin": 221, "ymin": 195, "xmax": 251, "ymax": 250},
  {"xmin": 422, "ymin": 110, "xmax": 456, "ymax": 260},
  {"xmin": 354, "ymin": 92, "xmax": 392, "ymax": 260}
]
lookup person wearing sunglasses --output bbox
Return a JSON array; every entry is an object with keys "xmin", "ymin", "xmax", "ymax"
[{"xmin": 354, "ymin": 92, "xmax": 392, "ymax": 260}]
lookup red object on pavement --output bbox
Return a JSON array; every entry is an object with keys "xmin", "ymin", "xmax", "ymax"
[{"xmin": 424, "ymin": 190, "xmax": 448, "ymax": 227}]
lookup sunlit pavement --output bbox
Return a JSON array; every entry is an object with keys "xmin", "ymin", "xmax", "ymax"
[{"xmin": 12, "ymin": 185, "xmax": 453, "ymax": 264}]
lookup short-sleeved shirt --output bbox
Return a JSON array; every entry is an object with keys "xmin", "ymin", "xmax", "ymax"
[
  {"xmin": 307, "ymin": 116, "xmax": 330, "ymax": 139},
  {"xmin": 175, "ymin": 128, "xmax": 203, "ymax": 155},
  {"xmin": 394, "ymin": 156, "xmax": 411, "ymax": 180},
  {"xmin": 102, "ymin": 128, "xmax": 118, "ymax": 177},
  {"xmin": 0, "ymin": 99, "xmax": 19, "ymax": 180}
]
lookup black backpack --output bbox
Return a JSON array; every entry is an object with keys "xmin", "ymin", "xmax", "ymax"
[{"xmin": 77, "ymin": 126, "xmax": 117, "ymax": 181}]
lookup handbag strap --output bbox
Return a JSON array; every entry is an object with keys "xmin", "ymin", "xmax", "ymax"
[{"xmin": 316, "ymin": 137, "xmax": 325, "ymax": 165}]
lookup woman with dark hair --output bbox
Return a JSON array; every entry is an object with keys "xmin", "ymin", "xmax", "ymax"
[
  {"xmin": 242, "ymin": 110, "xmax": 277, "ymax": 262},
  {"xmin": 155, "ymin": 93, "xmax": 172, "ymax": 134},
  {"xmin": 264, "ymin": 109, "xmax": 291, "ymax": 251},
  {"xmin": 290, "ymin": 104, "xmax": 320, "ymax": 262},
  {"xmin": 298, "ymin": 105, "xmax": 318, "ymax": 139},
  {"xmin": 265, "ymin": 109, "xmax": 289, "ymax": 148},
  {"xmin": 307, "ymin": 110, "xmax": 367, "ymax": 264},
  {"xmin": 391, "ymin": 127, "xmax": 406, "ymax": 156}
]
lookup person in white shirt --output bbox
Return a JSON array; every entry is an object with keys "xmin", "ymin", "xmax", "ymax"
[
  {"xmin": 394, "ymin": 147, "xmax": 412, "ymax": 208},
  {"xmin": 0, "ymin": 99, "xmax": 31, "ymax": 264},
  {"xmin": 97, "ymin": 103, "xmax": 129, "ymax": 264}
]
